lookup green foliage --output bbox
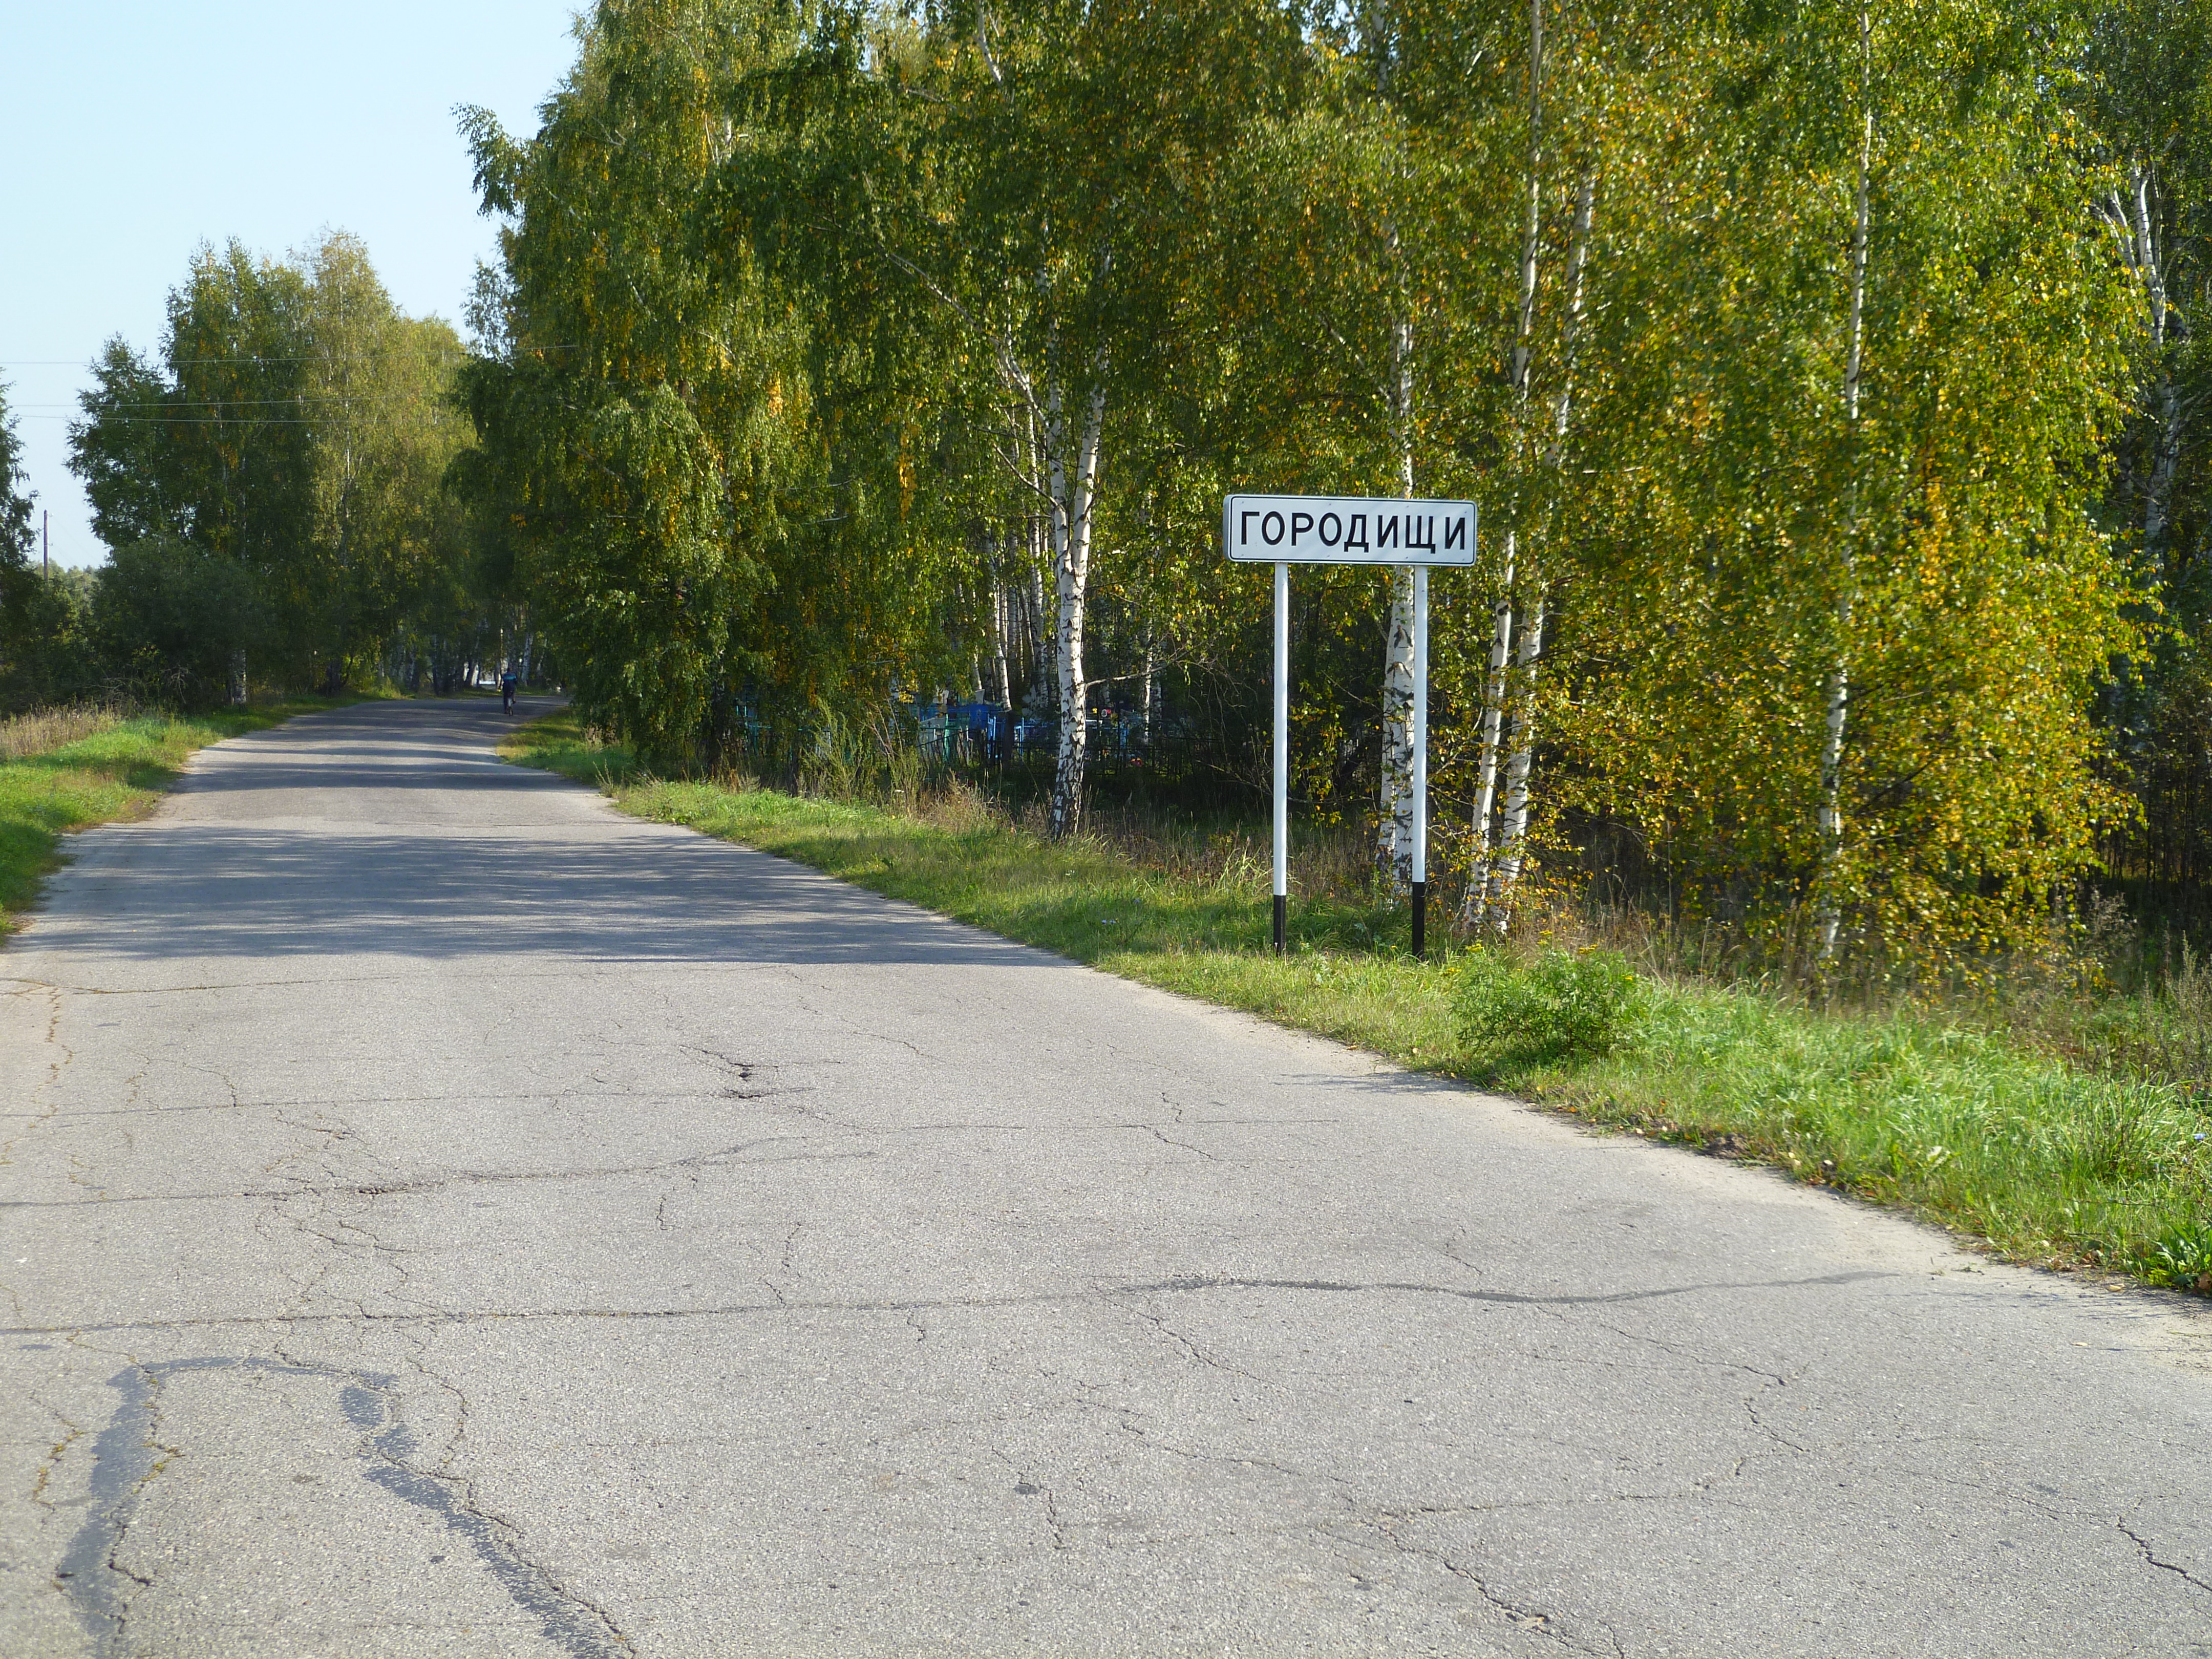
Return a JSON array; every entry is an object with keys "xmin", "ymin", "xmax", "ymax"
[
  {"xmin": 0, "ymin": 391, "xmax": 100, "ymax": 709},
  {"xmin": 93, "ymin": 536, "xmax": 265, "ymax": 703},
  {"xmin": 51, "ymin": 0, "xmax": 2210, "ymax": 965},
  {"xmin": 3, "ymin": 571, "xmax": 104, "ymax": 710},
  {"xmin": 0, "ymin": 382, "xmax": 32, "ymax": 567},
  {"xmin": 2089, "ymin": 0, "xmax": 2212, "ymax": 935},
  {"xmin": 66, "ymin": 234, "xmax": 486, "ymax": 705},
  {"xmin": 461, "ymin": 0, "xmax": 2162, "ymax": 969},
  {"xmin": 1557, "ymin": 984, "xmax": 2212, "ymax": 1285},
  {"xmin": 1454, "ymin": 947, "xmax": 1649, "ymax": 1067},
  {"xmin": 456, "ymin": 0, "xmax": 806, "ymax": 769},
  {"xmin": 2146, "ymin": 1224, "xmax": 2212, "ymax": 1292}
]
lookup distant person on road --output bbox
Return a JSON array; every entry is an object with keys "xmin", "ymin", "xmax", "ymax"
[{"xmin": 501, "ymin": 667, "xmax": 519, "ymax": 715}]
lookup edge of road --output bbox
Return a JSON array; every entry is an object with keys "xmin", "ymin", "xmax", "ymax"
[
  {"xmin": 0, "ymin": 694, "xmax": 381, "ymax": 934},
  {"xmin": 488, "ymin": 706, "xmax": 2212, "ymax": 1314}
]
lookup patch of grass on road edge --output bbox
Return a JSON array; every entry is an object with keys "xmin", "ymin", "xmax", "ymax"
[
  {"xmin": 506, "ymin": 709, "xmax": 2212, "ymax": 1293},
  {"xmin": 0, "ymin": 697, "xmax": 362, "ymax": 928}
]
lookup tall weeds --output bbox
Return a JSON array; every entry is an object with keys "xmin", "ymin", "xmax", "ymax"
[{"xmin": 0, "ymin": 703, "xmax": 130, "ymax": 764}]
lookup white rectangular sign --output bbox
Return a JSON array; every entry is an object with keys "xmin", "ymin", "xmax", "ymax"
[{"xmin": 1223, "ymin": 494, "xmax": 1477, "ymax": 566}]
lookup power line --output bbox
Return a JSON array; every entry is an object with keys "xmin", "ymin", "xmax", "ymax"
[
  {"xmin": 17, "ymin": 395, "xmax": 465, "ymax": 410},
  {"xmin": 16, "ymin": 413, "xmax": 339, "ymax": 425},
  {"xmin": 1, "ymin": 345, "xmax": 576, "ymax": 368}
]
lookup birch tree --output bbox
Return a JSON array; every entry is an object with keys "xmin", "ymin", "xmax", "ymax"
[
  {"xmin": 0, "ymin": 385, "xmax": 48, "ymax": 705},
  {"xmin": 1545, "ymin": 0, "xmax": 2139, "ymax": 967},
  {"xmin": 1465, "ymin": 0, "xmax": 1548, "ymax": 926},
  {"xmin": 1813, "ymin": 6, "xmax": 1874, "ymax": 962},
  {"xmin": 1364, "ymin": 4, "xmax": 1421, "ymax": 889},
  {"xmin": 459, "ymin": 0, "xmax": 806, "ymax": 768},
  {"xmin": 416, "ymin": 0, "xmax": 2172, "ymax": 970},
  {"xmin": 2088, "ymin": 0, "xmax": 2212, "ymax": 912}
]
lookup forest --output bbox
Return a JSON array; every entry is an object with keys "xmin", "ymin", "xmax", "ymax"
[
  {"xmin": 2, "ymin": 0, "xmax": 2207, "ymax": 981},
  {"xmin": 1, "ymin": 233, "xmax": 517, "ymax": 709}
]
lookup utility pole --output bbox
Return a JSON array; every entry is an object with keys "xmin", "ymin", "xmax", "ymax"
[{"xmin": 42, "ymin": 511, "xmax": 49, "ymax": 576}]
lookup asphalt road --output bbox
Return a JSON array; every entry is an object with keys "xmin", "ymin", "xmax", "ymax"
[{"xmin": 2, "ymin": 699, "xmax": 2209, "ymax": 1658}]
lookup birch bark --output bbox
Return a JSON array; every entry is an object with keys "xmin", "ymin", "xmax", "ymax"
[
  {"xmin": 1047, "ymin": 373, "xmax": 1107, "ymax": 838},
  {"xmin": 1485, "ymin": 169, "xmax": 1592, "ymax": 930},
  {"xmin": 991, "ymin": 566, "xmax": 1013, "ymax": 713},
  {"xmin": 2114, "ymin": 165, "xmax": 2182, "ymax": 565},
  {"xmin": 1379, "ymin": 305, "xmax": 1418, "ymax": 887},
  {"xmin": 1816, "ymin": 9, "xmax": 1874, "ymax": 963},
  {"xmin": 1374, "ymin": 5, "xmax": 1418, "ymax": 889},
  {"xmin": 1509, "ymin": 0, "xmax": 1544, "ymax": 402},
  {"xmin": 1487, "ymin": 595, "xmax": 1547, "ymax": 921},
  {"xmin": 1466, "ymin": 0, "xmax": 1546, "ymax": 925},
  {"xmin": 1463, "ymin": 533, "xmax": 1517, "ymax": 925},
  {"xmin": 1139, "ymin": 634, "xmax": 1157, "ymax": 754},
  {"xmin": 1549, "ymin": 172, "xmax": 1596, "ymax": 458}
]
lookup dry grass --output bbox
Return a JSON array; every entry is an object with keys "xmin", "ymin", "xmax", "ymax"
[{"xmin": 0, "ymin": 703, "xmax": 127, "ymax": 764}]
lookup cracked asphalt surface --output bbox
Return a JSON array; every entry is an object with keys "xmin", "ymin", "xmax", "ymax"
[{"xmin": 3, "ymin": 698, "xmax": 2211, "ymax": 1657}]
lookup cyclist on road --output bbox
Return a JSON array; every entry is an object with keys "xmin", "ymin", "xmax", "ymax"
[{"xmin": 500, "ymin": 666, "xmax": 519, "ymax": 715}]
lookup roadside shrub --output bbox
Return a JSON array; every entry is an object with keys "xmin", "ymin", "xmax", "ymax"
[
  {"xmin": 2143, "ymin": 1223, "xmax": 2212, "ymax": 1293},
  {"xmin": 1454, "ymin": 947, "xmax": 1650, "ymax": 1067}
]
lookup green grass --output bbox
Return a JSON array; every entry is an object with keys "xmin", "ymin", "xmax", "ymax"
[
  {"xmin": 0, "ymin": 698, "xmax": 357, "ymax": 927},
  {"xmin": 508, "ymin": 711, "xmax": 2212, "ymax": 1293}
]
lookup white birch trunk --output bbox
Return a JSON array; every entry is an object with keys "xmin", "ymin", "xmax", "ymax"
[
  {"xmin": 1381, "ymin": 565, "xmax": 1418, "ymax": 886},
  {"xmin": 1369, "ymin": 9, "xmax": 1420, "ymax": 889},
  {"xmin": 2148, "ymin": 372, "xmax": 2183, "ymax": 563},
  {"xmin": 1377, "ymin": 226, "xmax": 1418, "ymax": 885},
  {"xmin": 1486, "ymin": 593, "xmax": 1547, "ymax": 928},
  {"xmin": 1816, "ymin": 12, "xmax": 1874, "ymax": 963},
  {"xmin": 991, "ymin": 572, "xmax": 1013, "ymax": 712},
  {"xmin": 1048, "ymin": 375, "xmax": 1107, "ymax": 838},
  {"xmin": 1550, "ymin": 171, "xmax": 1596, "ymax": 458},
  {"xmin": 1485, "ymin": 170, "xmax": 1594, "ymax": 925},
  {"xmin": 1028, "ymin": 554, "xmax": 1049, "ymax": 714},
  {"xmin": 1140, "ymin": 634, "xmax": 1157, "ymax": 753},
  {"xmin": 1509, "ymin": 0, "xmax": 1544, "ymax": 402},
  {"xmin": 1463, "ymin": 534, "xmax": 1516, "ymax": 926},
  {"xmin": 2116, "ymin": 166, "xmax": 2182, "ymax": 564},
  {"xmin": 1469, "ymin": 0, "xmax": 1548, "ymax": 925}
]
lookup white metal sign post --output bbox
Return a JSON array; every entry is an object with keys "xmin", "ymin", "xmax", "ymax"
[{"xmin": 1223, "ymin": 494, "xmax": 1477, "ymax": 957}]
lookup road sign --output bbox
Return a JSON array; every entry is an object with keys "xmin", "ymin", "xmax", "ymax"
[
  {"xmin": 1227, "ymin": 494, "xmax": 1475, "ymax": 960},
  {"xmin": 1223, "ymin": 494, "xmax": 1477, "ymax": 566}
]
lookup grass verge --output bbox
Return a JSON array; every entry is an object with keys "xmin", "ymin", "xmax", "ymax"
[
  {"xmin": 507, "ymin": 710, "xmax": 2212, "ymax": 1294},
  {"xmin": 0, "ymin": 698, "xmax": 358, "ymax": 928}
]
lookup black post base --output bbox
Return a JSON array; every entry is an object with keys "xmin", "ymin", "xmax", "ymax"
[
  {"xmin": 1411, "ymin": 881, "xmax": 1427, "ymax": 960},
  {"xmin": 1273, "ymin": 894, "xmax": 1287, "ymax": 955}
]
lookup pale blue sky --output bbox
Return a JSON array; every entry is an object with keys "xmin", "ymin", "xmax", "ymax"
[{"xmin": 2, "ymin": 2, "xmax": 585, "ymax": 566}]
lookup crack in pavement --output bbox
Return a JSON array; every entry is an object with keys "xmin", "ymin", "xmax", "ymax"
[
  {"xmin": 0, "ymin": 981, "xmax": 73, "ymax": 1169},
  {"xmin": 0, "ymin": 967, "xmax": 764, "ymax": 998},
  {"xmin": 0, "ymin": 1267, "xmax": 1900, "ymax": 1339},
  {"xmin": 0, "ymin": 1137, "xmax": 879, "ymax": 1210},
  {"xmin": 2120, "ymin": 1519, "xmax": 2212, "ymax": 1596},
  {"xmin": 1138, "ymin": 1123, "xmax": 1221, "ymax": 1162},
  {"xmin": 58, "ymin": 1355, "xmax": 631, "ymax": 1657},
  {"xmin": 1354, "ymin": 1515, "xmax": 1620, "ymax": 1655},
  {"xmin": 1125, "ymin": 1302, "xmax": 1274, "ymax": 1386}
]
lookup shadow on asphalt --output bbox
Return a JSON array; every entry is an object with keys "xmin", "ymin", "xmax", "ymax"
[
  {"xmin": 33, "ymin": 698, "xmax": 1051, "ymax": 968},
  {"xmin": 45, "ymin": 822, "xmax": 1049, "ymax": 969}
]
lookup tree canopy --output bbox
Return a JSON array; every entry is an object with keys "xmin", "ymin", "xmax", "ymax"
[{"xmin": 36, "ymin": 0, "xmax": 2212, "ymax": 972}]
